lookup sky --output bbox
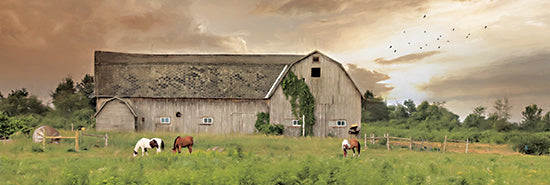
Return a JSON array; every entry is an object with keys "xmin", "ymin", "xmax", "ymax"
[{"xmin": 1, "ymin": 0, "xmax": 549, "ymax": 122}]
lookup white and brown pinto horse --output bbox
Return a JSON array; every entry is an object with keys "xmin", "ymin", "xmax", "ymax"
[
  {"xmin": 342, "ymin": 139, "xmax": 361, "ymax": 157},
  {"xmin": 152, "ymin": 138, "xmax": 165, "ymax": 153},
  {"xmin": 133, "ymin": 138, "xmax": 160, "ymax": 157}
]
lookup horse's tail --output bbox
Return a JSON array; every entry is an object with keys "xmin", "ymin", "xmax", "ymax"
[
  {"xmin": 172, "ymin": 136, "xmax": 181, "ymax": 151},
  {"xmin": 160, "ymin": 140, "xmax": 165, "ymax": 150},
  {"xmin": 357, "ymin": 140, "xmax": 361, "ymax": 155}
]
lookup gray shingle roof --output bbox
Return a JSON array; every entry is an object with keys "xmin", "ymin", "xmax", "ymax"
[{"xmin": 94, "ymin": 51, "xmax": 304, "ymax": 99}]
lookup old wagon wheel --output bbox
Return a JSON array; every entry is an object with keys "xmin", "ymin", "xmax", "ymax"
[{"xmin": 33, "ymin": 126, "xmax": 60, "ymax": 144}]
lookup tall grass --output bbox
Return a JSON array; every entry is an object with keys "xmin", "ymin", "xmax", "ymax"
[{"xmin": 1, "ymin": 131, "xmax": 550, "ymax": 184}]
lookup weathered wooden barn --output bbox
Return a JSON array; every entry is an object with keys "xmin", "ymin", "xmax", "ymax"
[{"xmin": 94, "ymin": 50, "xmax": 363, "ymax": 137}]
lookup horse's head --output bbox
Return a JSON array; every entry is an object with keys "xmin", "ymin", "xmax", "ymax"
[{"xmin": 149, "ymin": 139, "xmax": 159, "ymax": 149}]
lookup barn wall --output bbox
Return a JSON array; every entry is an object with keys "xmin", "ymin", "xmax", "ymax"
[
  {"xmin": 95, "ymin": 98, "xmax": 136, "ymax": 132},
  {"xmin": 270, "ymin": 53, "xmax": 362, "ymax": 138},
  {"xmin": 129, "ymin": 98, "xmax": 269, "ymax": 134}
]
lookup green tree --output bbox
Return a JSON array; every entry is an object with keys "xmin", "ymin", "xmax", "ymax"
[
  {"xmin": 463, "ymin": 106, "xmax": 488, "ymax": 129},
  {"xmin": 542, "ymin": 112, "xmax": 550, "ymax": 131},
  {"xmin": 493, "ymin": 98, "xmax": 511, "ymax": 121},
  {"xmin": 361, "ymin": 90, "xmax": 389, "ymax": 122},
  {"xmin": 521, "ymin": 104, "xmax": 543, "ymax": 131},
  {"xmin": 0, "ymin": 89, "xmax": 50, "ymax": 116},
  {"xmin": 403, "ymin": 99, "xmax": 416, "ymax": 115},
  {"xmin": 45, "ymin": 75, "xmax": 96, "ymax": 129},
  {"xmin": 77, "ymin": 74, "xmax": 96, "ymax": 110},
  {"xmin": 51, "ymin": 77, "xmax": 76, "ymax": 100}
]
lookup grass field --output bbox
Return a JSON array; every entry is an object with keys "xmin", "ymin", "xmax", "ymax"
[{"xmin": 1, "ymin": 131, "xmax": 550, "ymax": 184}]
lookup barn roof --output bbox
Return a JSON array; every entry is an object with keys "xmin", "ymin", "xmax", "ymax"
[{"xmin": 95, "ymin": 51, "xmax": 304, "ymax": 99}]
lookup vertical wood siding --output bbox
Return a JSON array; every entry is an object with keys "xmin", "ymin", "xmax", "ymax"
[{"xmin": 127, "ymin": 98, "xmax": 268, "ymax": 134}]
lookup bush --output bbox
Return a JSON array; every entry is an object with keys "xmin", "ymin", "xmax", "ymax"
[
  {"xmin": 513, "ymin": 134, "xmax": 550, "ymax": 155},
  {"xmin": 255, "ymin": 112, "xmax": 284, "ymax": 135}
]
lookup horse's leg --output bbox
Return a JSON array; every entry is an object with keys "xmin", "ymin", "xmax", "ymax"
[
  {"xmin": 352, "ymin": 148, "xmax": 356, "ymax": 157},
  {"xmin": 178, "ymin": 145, "xmax": 182, "ymax": 153},
  {"xmin": 145, "ymin": 148, "xmax": 148, "ymax": 156},
  {"xmin": 343, "ymin": 149, "xmax": 347, "ymax": 157},
  {"xmin": 188, "ymin": 145, "xmax": 192, "ymax": 154}
]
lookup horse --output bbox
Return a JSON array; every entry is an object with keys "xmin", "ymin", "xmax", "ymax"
[
  {"xmin": 342, "ymin": 139, "xmax": 361, "ymax": 157},
  {"xmin": 172, "ymin": 136, "xmax": 193, "ymax": 154},
  {"xmin": 133, "ymin": 138, "xmax": 159, "ymax": 157},
  {"xmin": 151, "ymin": 138, "xmax": 165, "ymax": 153}
]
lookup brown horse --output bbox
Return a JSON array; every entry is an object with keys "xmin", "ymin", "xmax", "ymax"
[
  {"xmin": 342, "ymin": 139, "xmax": 361, "ymax": 157},
  {"xmin": 172, "ymin": 136, "xmax": 193, "ymax": 154}
]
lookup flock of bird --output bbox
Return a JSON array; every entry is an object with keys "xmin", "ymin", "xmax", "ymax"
[{"xmin": 388, "ymin": 14, "xmax": 488, "ymax": 54}]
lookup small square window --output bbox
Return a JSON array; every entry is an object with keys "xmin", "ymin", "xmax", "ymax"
[
  {"xmin": 292, "ymin": 120, "xmax": 301, "ymax": 126},
  {"xmin": 202, "ymin": 117, "xmax": 213, "ymax": 124},
  {"xmin": 160, "ymin": 117, "xmax": 171, "ymax": 124},
  {"xmin": 313, "ymin": 56, "xmax": 319, "ymax": 62},
  {"xmin": 311, "ymin": 68, "xmax": 321, "ymax": 77},
  {"xmin": 337, "ymin": 120, "xmax": 346, "ymax": 126}
]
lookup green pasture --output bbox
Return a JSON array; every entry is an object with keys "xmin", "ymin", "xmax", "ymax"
[{"xmin": 1, "ymin": 131, "xmax": 549, "ymax": 184}]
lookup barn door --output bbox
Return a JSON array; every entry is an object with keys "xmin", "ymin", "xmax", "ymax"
[
  {"xmin": 316, "ymin": 104, "xmax": 329, "ymax": 137},
  {"xmin": 231, "ymin": 113, "xmax": 255, "ymax": 134}
]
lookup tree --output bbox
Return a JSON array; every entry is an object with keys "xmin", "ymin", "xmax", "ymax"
[
  {"xmin": 0, "ymin": 89, "xmax": 50, "ymax": 116},
  {"xmin": 77, "ymin": 74, "xmax": 96, "ymax": 110},
  {"xmin": 463, "ymin": 106, "xmax": 487, "ymax": 129},
  {"xmin": 542, "ymin": 112, "xmax": 550, "ymax": 131},
  {"xmin": 361, "ymin": 90, "xmax": 389, "ymax": 122},
  {"xmin": 493, "ymin": 98, "xmax": 511, "ymax": 121},
  {"xmin": 51, "ymin": 77, "xmax": 76, "ymax": 100},
  {"xmin": 521, "ymin": 104, "xmax": 543, "ymax": 131},
  {"xmin": 403, "ymin": 99, "xmax": 416, "ymax": 115}
]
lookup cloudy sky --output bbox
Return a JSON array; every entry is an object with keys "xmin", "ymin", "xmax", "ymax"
[{"xmin": 1, "ymin": 0, "xmax": 549, "ymax": 122}]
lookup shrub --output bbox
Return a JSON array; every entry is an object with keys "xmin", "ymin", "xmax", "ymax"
[
  {"xmin": 255, "ymin": 112, "xmax": 284, "ymax": 135},
  {"xmin": 513, "ymin": 134, "xmax": 550, "ymax": 155}
]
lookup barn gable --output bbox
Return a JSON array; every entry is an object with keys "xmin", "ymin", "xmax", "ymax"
[
  {"xmin": 95, "ymin": 51, "xmax": 304, "ymax": 99},
  {"xmin": 95, "ymin": 97, "xmax": 137, "ymax": 132}
]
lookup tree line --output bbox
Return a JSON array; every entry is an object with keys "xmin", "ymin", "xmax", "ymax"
[
  {"xmin": 0, "ymin": 75, "xmax": 95, "ymax": 139},
  {"xmin": 362, "ymin": 90, "xmax": 550, "ymax": 132}
]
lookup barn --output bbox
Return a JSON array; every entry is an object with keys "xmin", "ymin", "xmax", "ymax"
[{"xmin": 94, "ymin": 50, "xmax": 363, "ymax": 137}]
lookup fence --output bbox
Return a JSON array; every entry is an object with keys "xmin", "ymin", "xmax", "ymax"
[
  {"xmin": 42, "ymin": 130, "xmax": 109, "ymax": 151},
  {"xmin": 363, "ymin": 133, "xmax": 470, "ymax": 153}
]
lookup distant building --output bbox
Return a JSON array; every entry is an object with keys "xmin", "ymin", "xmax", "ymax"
[{"xmin": 94, "ymin": 50, "xmax": 362, "ymax": 137}]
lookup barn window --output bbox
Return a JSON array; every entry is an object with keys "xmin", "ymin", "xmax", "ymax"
[
  {"xmin": 311, "ymin": 68, "xmax": 321, "ymax": 77},
  {"xmin": 337, "ymin": 120, "xmax": 346, "ymax": 127},
  {"xmin": 160, "ymin": 117, "xmax": 171, "ymax": 124},
  {"xmin": 202, "ymin": 117, "xmax": 213, "ymax": 124},
  {"xmin": 313, "ymin": 56, "xmax": 319, "ymax": 62},
  {"xmin": 292, "ymin": 120, "xmax": 301, "ymax": 126}
]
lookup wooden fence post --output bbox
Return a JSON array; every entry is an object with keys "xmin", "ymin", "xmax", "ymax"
[
  {"xmin": 371, "ymin": 134, "xmax": 375, "ymax": 144},
  {"xmin": 465, "ymin": 138, "xmax": 469, "ymax": 154},
  {"xmin": 75, "ymin": 131, "xmax": 79, "ymax": 151},
  {"xmin": 364, "ymin": 134, "xmax": 367, "ymax": 149},
  {"xmin": 105, "ymin": 134, "xmax": 108, "ymax": 147},
  {"xmin": 443, "ymin": 135, "xmax": 447, "ymax": 152},
  {"xmin": 409, "ymin": 137, "xmax": 413, "ymax": 150},
  {"xmin": 386, "ymin": 133, "xmax": 390, "ymax": 150}
]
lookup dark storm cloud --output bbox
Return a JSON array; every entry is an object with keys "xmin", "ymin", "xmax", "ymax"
[
  {"xmin": 0, "ymin": 0, "xmax": 246, "ymax": 101},
  {"xmin": 421, "ymin": 52, "xmax": 550, "ymax": 101},
  {"xmin": 345, "ymin": 64, "xmax": 393, "ymax": 96},
  {"xmin": 374, "ymin": 51, "xmax": 442, "ymax": 65}
]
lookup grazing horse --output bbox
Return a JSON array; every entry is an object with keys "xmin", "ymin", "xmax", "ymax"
[
  {"xmin": 152, "ymin": 138, "xmax": 165, "ymax": 153},
  {"xmin": 342, "ymin": 139, "xmax": 361, "ymax": 157},
  {"xmin": 172, "ymin": 136, "xmax": 193, "ymax": 154},
  {"xmin": 133, "ymin": 138, "xmax": 159, "ymax": 157}
]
